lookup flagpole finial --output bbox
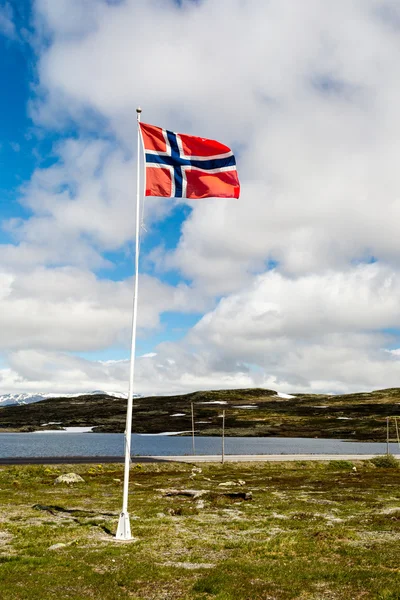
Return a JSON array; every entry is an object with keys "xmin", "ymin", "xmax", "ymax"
[{"xmin": 136, "ymin": 107, "xmax": 142, "ymax": 114}]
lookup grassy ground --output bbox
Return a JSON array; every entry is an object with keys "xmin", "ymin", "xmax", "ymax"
[
  {"xmin": 1, "ymin": 387, "xmax": 400, "ymax": 440},
  {"xmin": 0, "ymin": 459, "xmax": 399, "ymax": 599}
]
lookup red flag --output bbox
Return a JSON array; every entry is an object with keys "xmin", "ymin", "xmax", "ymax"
[{"xmin": 139, "ymin": 122, "xmax": 240, "ymax": 199}]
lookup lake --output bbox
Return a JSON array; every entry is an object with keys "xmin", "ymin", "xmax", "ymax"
[{"xmin": 0, "ymin": 432, "xmax": 398, "ymax": 458}]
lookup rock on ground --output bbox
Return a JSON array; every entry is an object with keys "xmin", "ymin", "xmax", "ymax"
[
  {"xmin": 48, "ymin": 543, "xmax": 68, "ymax": 551},
  {"xmin": 54, "ymin": 473, "xmax": 85, "ymax": 485}
]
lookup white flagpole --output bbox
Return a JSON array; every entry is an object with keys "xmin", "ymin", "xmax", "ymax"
[{"xmin": 116, "ymin": 107, "xmax": 142, "ymax": 540}]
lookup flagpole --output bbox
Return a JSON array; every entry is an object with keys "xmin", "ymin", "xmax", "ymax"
[{"xmin": 116, "ymin": 106, "xmax": 142, "ymax": 540}]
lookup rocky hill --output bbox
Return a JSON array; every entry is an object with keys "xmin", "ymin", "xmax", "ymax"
[
  {"xmin": 0, "ymin": 387, "xmax": 400, "ymax": 441},
  {"xmin": 0, "ymin": 390, "xmax": 128, "ymax": 407}
]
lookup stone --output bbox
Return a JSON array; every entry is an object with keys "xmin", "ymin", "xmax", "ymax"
[
  {"xmin": 163, "ymin": 561, "xmax": 214, "ymax": 569},
  {"xmin": 48, "ymin": 543, "xmax": 67, "ymax": 551},
  {"xmin": 54, "ymin": 473, "xmax": 85, "ymax": 485},
  {"xmin": 160, "ymin": 489, "xmax": 206, "ymax": 499},
  {"xmin": 225, "ymin": 491, "xmax": 252, "ymax": 501},
  {"xmin": 218, "ymin": 481, "xmax": 236, "ymax": 487}
]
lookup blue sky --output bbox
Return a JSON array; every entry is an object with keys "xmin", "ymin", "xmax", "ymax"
[
  {"xmin": 0, "ymin": 2, "xmax": 199, "ymax": 365},
  {"xmin": 0, "ymin": 19, "xmax": 34, "ymax": 227},
  {"xmin": 2, "ymin": 0, "xmax": 400, "ymax": 397}
]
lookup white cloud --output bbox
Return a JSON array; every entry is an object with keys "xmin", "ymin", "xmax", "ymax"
[
  {"xmin": 0, "ymin": 347, "xmax": 258, "ymax": 396},
  {"xmin": 192, "ymin": 264, "xmax": 400, "ymax": 343},
  {"xmin": 29, "ymin": 0, "xmax": 400, "ymax": 286},
  {"xmin": 0, "ymin": 266, "xmax": 206, "ymax": 353},
  {"xmin": 0, "ymin": 3, "xmax": 15, "ymax": 39},
  {"xmin": 0, "ymin": 350, "xmax": 130, "ymax": 395},
  {"xmin": 184, "ymin": 264, "xmax": 400, "ymax": 392},
  {"xmin": 2, "ymin": 137, "xmax": 175, "ymax": 272},
  {"xmin": 3, "ymin": 0, "xmax": 400, "ymax": 395},
  {"xmin": 33, "ymin": 0, "xmax": 400, "ymax": 295}
]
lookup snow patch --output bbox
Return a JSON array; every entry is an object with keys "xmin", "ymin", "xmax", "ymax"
[
  {"xmin": 34, "ymin": 426, "xmax": 94, "ymax": 433},
  {"xmin": 138, "ymin": 431, "xmax": 192, "ymax": 436},
  {"xmin": 199, "ymin": 401, "xmax": 228, "ymax": 405},
  {"xmin": 0, "ymin": 390, "xmax": 131, "ymax": 407},
  {"xmin": 63, "ymin": 427, "xmax": 94, "ymax": 433},
  {"xmin": 277, "ymin": 392, "xmax": 295, "ymax": 399}
]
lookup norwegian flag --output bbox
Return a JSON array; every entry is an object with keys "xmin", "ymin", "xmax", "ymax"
[{"xmin": 139, "ymin": 122, "xmax": 240, "ymax": 199}]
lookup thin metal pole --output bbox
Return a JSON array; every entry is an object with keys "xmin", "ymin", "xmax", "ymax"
[
  {"xmin": 386, "ymin": 417, "xmax": 390, "ymax": 456},
  {"xmin": 116, "ymin": 107, "xmax": 142, "ymax": 540},
  {"xmin": 395, "ymin": 416, "xmax": 400, "ymax": 451},
  {"xmin": 222, "ymin": 410, "xmax": 225, "ymax": 464},
  {"xmin": 191, "ymin": 402, "xmax": 195, "ymax": 455}
]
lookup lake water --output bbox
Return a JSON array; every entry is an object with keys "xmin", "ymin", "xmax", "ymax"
[{"xmin": 0, "ymin": 432, "xmax": 398, "ymax": 458}]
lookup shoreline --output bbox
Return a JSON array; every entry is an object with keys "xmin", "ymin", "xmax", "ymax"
[
  {"xmin": 0, "ymin": 427, "xmax": 386, "ymax": 442},
  {"xmin": 0, "ymin": 453, "xmax": 398, "ymax": 465}
]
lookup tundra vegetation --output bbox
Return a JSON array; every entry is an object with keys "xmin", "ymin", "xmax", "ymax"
[
  {"xmin": 0, "ymin": 459, "xmax": 399, "ymax": 599},
  {"xmin": 1, "ymin": 387, "xmax": 400, "ymax": 441}
]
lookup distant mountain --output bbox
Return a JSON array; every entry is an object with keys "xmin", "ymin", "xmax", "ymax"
[
  {"xmin": 0, "ymin": 390, "xmax": 129, "ymax": 407},
  {"xmin": 0, "ymin": 387, "xmax": 398, "ymax": 440}
]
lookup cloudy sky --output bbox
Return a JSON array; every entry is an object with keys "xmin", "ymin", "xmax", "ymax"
[{"xmin": 1, "ymin": 0, "xmax": 400, "ymax": 397}]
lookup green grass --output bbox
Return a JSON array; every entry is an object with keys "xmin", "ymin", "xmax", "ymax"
[
  {"xmin": 0, "ymin": 460, "xmax": 399, "ymax": 599},
  {"xmin": 370, "ymin": 454, "xmax": 399, "ymax": 469}
]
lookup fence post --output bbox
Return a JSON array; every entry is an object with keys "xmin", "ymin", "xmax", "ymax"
[
  {"xmin": 386, "ymin": 417, "xmax": 390, "ymax": 456},
  {"xmin": 191, "ymin": 402, "xmax": 195, "ymax": 455},
  {"xmin": 222, "ymin": 410, "xmax": 225, "ymax": 464}
]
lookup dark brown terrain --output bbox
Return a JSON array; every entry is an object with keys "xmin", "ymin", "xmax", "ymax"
[{"xmin": 1, "ymin": 387, "xmax": 400, "ymax": 441}]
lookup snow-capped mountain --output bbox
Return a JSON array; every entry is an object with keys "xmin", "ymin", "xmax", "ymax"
[{"xmin": 0, "ymin": 390, "xmax": 130, "ymax": 407}]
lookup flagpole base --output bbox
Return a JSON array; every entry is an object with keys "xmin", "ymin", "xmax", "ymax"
[{"xmin": 116, "ymin": 512, "xmax": 132, "ymax": 540}]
